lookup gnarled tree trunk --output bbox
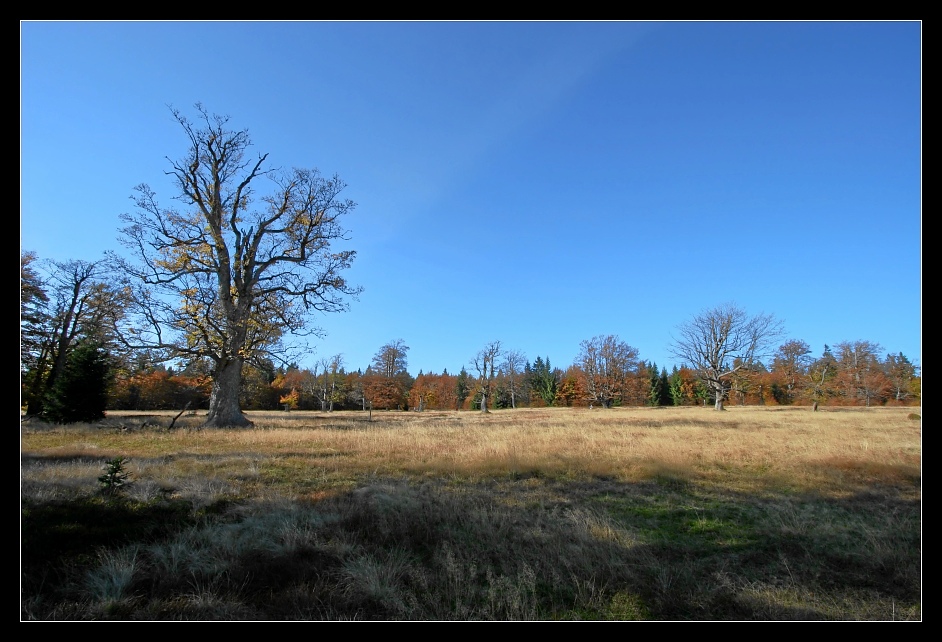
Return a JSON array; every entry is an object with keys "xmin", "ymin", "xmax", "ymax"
[
  {"xmin": 713, "ymin": 382, "xmax": 726, "ymax": 411},
  {"xmin": 205, "ymin": 358, "xmax": 252, "ymax": 428}
]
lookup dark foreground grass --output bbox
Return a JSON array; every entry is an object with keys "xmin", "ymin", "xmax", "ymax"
[{"xmin": 21, "ymin": 408, "xmax": 921, "ymax": 621}]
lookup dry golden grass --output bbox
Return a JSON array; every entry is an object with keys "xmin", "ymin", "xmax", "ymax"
[
  {"xmin": 23, "ymin": 405, "xmax": 920, "ymax": 497},
  {"xmin": 21, "ymin": 405, "xmax": 921, "ymax": 621}
]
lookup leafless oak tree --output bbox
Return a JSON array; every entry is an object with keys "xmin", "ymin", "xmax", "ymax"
[
  {"xmin": 473, "ymin": 341, "xmax": 502, "ymax": 413},
  {"xmin": 500, "ymin": 348, "xmax": 526, "ymax": 409},
  {"xmin": 111, "ymin": 104, "xmax": 360, "ymax": 427},
  {"xmin": 670, "ymin": 303, "xmax": 784, "ymax": 411}
]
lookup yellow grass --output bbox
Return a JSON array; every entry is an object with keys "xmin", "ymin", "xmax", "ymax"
[
  {"xmin": 21, "ymin": 405, "xmax": 921, "ymax": 620},
  {"xmin": 22, "ymin": 405, "xmax": 921, "ymax": 498}
]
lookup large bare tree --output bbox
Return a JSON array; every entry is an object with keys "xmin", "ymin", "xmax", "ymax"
[
  {"xmin": 500, "ymin": 348, "xmax": 526, "ymax": 409},
  {"xmin": 670, "ymin": 303, "xmax": 784, "ymax": 411},
  {"xmin": 577, "ymin": 335, "xmax": 639, "ymax": 408},
  {"xmin": 473, "ymin": 341, "xmax": 503, "ymax": 413},
  {"xmin": 112, "ymin": 105, "xmax": 360, "ymax": 427}
]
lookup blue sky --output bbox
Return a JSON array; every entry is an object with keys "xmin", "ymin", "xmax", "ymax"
[{"xmin": 21, "ymin": 21, "xmax": 922, "ymax": 376}]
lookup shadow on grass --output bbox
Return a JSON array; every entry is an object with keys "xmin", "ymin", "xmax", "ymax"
[{"xmin": 21, "ymin": 473, "xmax": 920, "ymax": 621}]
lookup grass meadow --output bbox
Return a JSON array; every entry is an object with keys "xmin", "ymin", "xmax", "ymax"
[{"xmin": 21, "ymin": 405, "xmax": 921, "ymax": 621}]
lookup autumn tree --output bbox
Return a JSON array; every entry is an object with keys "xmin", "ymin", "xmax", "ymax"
[
  {"xmin": 555, "ymin": 365, "xmax": 586, "ymax": 407},
  {"xmin": 364, "ymin": 340, "xmax": 411, "ymax": 410},
  {"xmin": 803, "ymin": 345, "xmax": 837, "ymax": 411},
  {"xmin": 272, "ymin": 365, "xmax": 308, "ymax": 409},
  {"xmin": 834, "ymin": 340, "xmax": 889, "ymax": 407},
  {"xmin": 628, "ymin": 360, "xmax": 662, "ymax": 407},
  {"xmin": 472, "ymin": 341, "xmax": 502, "ymax": 413},
  {"xmin": 668, "ymin": 366, "xmax": 698, "ymax": 406},
  {"xmin": 577, "ymin": 335, "xmax": 639, "ymax": 408},
  {"xmin": 410, "ymin": 371, "xmax": 458, "ymax": 411},
  {"xmin": 670, "ymin": 303, "xmax": 784, "ymax": 411},
  {"xmin": 409, "ymin": 372, "xmax": 433, "ymax": 411},
  {"xmin": 728, "ymin": 358, "xmax": 762, "ymax": 406},
  {"xmin": 884, "ymin": 352, "xmax": 918, "ymax": 404},
  {"xmin": 116, "ymin": 368, "xmax": 176, "ymax": 409},
  {"xmin": 771, "ymin": 340, "xmax": 812, "ymax": 405},
  {"xmin": 111, "ymin": 105, "xmax": 360, "ymax": 427}
]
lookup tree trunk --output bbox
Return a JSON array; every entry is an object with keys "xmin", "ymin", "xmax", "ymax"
[
  {"xmin": 714, "ymin": 385, "xmax": 725, "ymax": 411},
  {"xmin": 480, "ymin": 390, "xmax": 489, "ymax": 413},
  {"xmin": 812, "ymin": 401, "xmax": 819, "ymax": 412},
  {"xmin": 205, "ymin": 358, "xmax": 253, "ymax": 428}
]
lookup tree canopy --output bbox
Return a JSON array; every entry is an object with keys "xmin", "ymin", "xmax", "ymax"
[
  {"xmin": 670, "ymin": 302, "xmax": 784, "ymax": 410},
  {"xmin": 111, "ymin": 104, "xmax": 361, "ymax": 427}
]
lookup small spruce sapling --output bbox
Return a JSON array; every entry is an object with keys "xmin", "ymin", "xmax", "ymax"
[{"xmin": 98, "ymin": 457, "xmax": 132, "ymax": 496}]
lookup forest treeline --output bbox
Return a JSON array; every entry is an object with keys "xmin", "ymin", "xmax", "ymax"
[
  {"xmin": 22, "ymin": 251, "xmax": 920, "ymax": 416},
  {"xmin": 105, "ymin": 340, "xmax": 921, "ymax": 412}
]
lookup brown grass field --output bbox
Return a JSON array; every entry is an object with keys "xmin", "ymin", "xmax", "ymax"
[{"xmin": 21, "ymin": 405, "xmax": 922, "ymax": 620}]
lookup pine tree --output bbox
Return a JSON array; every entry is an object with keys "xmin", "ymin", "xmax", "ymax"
[
  {"xmin": 42, "ymin": 340, "xmax": 112, "ymax": 424},
  {"xmin": 659, "ymin": 368, "xmax": 671, "ymax": 406},
  {"xmin": 668, "ymin": 366, "xmax": 685, "ymax": 406},
  {"xmin": 647, "ymin": 361, "xmax": 662, "ymax": 406},
  {"xmin": 455, "ymin": 367, "xmax": 471, "ymax": 411},
  {"xmin": 528, "ymin": 356, "xmax": 557, "ymax": 406}
]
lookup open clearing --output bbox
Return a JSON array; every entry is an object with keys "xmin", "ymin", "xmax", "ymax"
[{"xmin": 21, "ymin": 405, "xmax": 921, "ymax": 621}]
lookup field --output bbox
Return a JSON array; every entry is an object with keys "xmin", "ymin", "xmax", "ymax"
[{"xmin": 21, "ymin": 405, "xmax": 921, "ymax": 621}]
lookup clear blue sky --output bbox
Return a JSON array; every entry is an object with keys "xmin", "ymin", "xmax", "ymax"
[{"xmin": 21, "ymin": 21, "xmax": 922, "ymax": 376}]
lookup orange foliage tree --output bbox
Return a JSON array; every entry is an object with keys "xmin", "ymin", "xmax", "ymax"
[
  {"xmin": 555, "ymin": 365, "xmax": 587, "ymax": 407},
  {"xmin": 667, "ymin": 366, "xmax": 699, "ymax": 406},
  {"xmin": 576, "ymin": 335, "xmax": 639, "ymax": 408},
  {"xmin": 833, "ymin": 340, "xmax": 891, "ymax": 407},
  {"xmin": 110, "ymin": 367, "xmax": 212, "ymax": 410},
  {"xmin": 409, "ymin": 371, "xmax": 459, "ymax": 411},
  {"xmin": 362, "ymin": 340, "xmax": 411, "ymax": 410}
]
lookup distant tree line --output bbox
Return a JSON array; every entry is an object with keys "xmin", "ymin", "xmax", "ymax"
[{"xmin": 21, "ymin": 253, "xmax": 921, "ymax": 420}]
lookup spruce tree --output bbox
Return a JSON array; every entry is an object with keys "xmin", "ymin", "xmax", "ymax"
[
  {"xmin": 647, "ymin": 362, "xmax": 662, "ymax": 406},
  {"xmin": 455, "ymin": 367, "xmax": 471, "ymax": 411},
  {"xmin": 42, "ymin": 340, "xmax": 112, "ymax": 424},
  {"xmin": 659, "ymin": 368, "xmax": 671, "ymax": 406},
  {"xmin": 668, "ymin": 366, "xmax": 685, "ymax": 406},
  {"xmin": 529, "ymin": 356, "xmax": 557, "ymax": 406}
]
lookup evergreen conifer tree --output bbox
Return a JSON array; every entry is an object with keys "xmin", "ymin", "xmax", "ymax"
[
  {"xmin": 455, "ymin": 367, "xmax": 471, "ymax": 411},
  {"xmin": 42, "ymin": 340, "xmax": 112, "ymax": 424}
]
